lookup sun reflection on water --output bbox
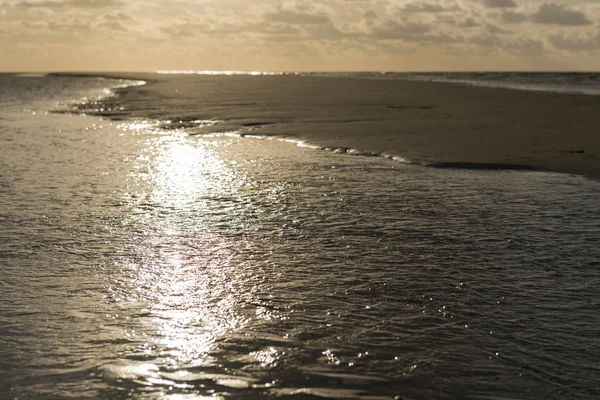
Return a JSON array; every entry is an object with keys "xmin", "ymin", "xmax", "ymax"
[
  {"xmin": 108, "ymin": 128, "xmax": 266, "ymax": 387},
  {"xmin": 146, "ymin": 135, "xmax": 237, "ymax": 208}
]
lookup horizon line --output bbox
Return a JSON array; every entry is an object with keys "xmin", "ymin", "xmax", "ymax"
[{"xmin": 2, "ymin": 69, "xmax": 600, "ymax": 75}]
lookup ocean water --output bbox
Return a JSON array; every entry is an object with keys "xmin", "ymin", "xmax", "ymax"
[
  {"xmin": 1, "ymin": 74, "xmax": 600, "ymax": 400},
  {"xmin": 158, "ymin": 71, "xmax": 600, "ymax": 96},
  {"xmin": 307, "ymin": 72, "xmax": 600, "ymax": 96},
  {"xmin": 395, "ymin": 71, "xmax": 600, "ymax": 96}
]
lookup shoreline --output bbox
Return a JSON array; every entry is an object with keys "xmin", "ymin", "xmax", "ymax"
[{"xmin": 70, "ymin": 72, "xmax": 600, "ymax": 180}]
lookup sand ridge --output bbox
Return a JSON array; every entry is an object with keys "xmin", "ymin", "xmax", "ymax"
[{"xmin": 87, "ymin": 73, "xmax": 600, "ymax": 179}]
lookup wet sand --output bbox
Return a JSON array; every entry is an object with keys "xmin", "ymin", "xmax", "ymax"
[{"xmin": 93, "ymin": 73, "xmax": 600, "ymax": 179}]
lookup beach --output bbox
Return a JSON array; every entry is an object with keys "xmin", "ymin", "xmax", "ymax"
[{"xmin": 92, "ymin": 73, "xmax": 600, "ymax": 179}]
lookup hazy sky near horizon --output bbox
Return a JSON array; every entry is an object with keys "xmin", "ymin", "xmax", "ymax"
[{"xmin": 0, "ymin": 0, "xmax": 599, "ymax": 72}]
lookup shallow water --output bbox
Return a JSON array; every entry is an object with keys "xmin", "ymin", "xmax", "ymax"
[{"xmin": 1, "ymin": 75, "xmax": 600, "ymax": 399}]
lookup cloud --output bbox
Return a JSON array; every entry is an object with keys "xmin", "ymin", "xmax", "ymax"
[
  {"xmin": 264, "ymin": 8, "xmax": 331, "ymax": 25},
  {"xmin": 401, "ymin": 2, "xmax": 461, "ymax": 14},
  {"xmin": 103, "ymin": 12, "xmax": 133, "ymax": 22},
  {"xmin": 458, "ymin": 17, "xmax": 480, "ymax": 27},
  {"xmin": 46, "ymin": 19, "xmax": 91, "ymax": 32},
  {"xmin": 97, "ymin": 20, "xmax": 128, "ymax": 31},
  {"xmin": 482, "ymin": 0, "xmax": 517, "ymax": 8},
  {"xmin": 368, "ymin": 20, "xmax": 463, "ymax": 45},
  {"xmin": 66, "ymin": 0, "xmax": 123, "ymax": 7},
  {"xmin": 548, "ymin": 32, "xmax": 600, "ymax": 51},
  {"xmin": 469, "ymin": 33, "xmax": 545, "ymax": 53},
  {"xmin": 501, "ymin": 11, "xmax": 527, "ymax": 23},
  {"xmin": 486, "ymin": 22, "xmax": 509, "ymax": 34},
  {"xmin": 371, "ymin": 20, "xmax": 432, "ymax": 39},
  {"xmin": 532, "ymin": 4, "xmax": 592, "ymax": 26},
  {"xmin": 14, "ymin": 0, "xmax": 123, "ymax": 9},
  {"xmin": 252, "ymin": 6, "xmax": 351, "ymax": 42},
  {"xmin": 363, "ymin": 10, "xmax": 376, "ymax": 19}
]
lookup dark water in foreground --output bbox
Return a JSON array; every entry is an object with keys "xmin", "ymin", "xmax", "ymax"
[{"xmin": 1, "ymin": 75, "xmax": 600, "ymax": 399}]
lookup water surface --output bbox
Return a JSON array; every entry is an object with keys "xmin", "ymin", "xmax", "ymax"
[{"xmin": 1, "ymin": 75, "xmax": 599, "ymax": 399}]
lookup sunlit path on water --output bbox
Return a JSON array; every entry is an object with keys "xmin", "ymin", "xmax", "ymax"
[{"xmin": 96, "ymin": 130, "xmax": 285, "ymax": 394}]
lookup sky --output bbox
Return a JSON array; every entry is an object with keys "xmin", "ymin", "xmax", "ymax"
[{"xmin": 0, "ymin": 0, "xmax": 599, "ymax": 72}]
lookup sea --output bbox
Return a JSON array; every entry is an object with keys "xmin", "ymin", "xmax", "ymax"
[
  {"xmin": 1, "ymin": 73, "xmax": 599, "ymax": 400},
  {"xmin": 158, "ymin": 71, "xmax": 600, "ymax": 96}
]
